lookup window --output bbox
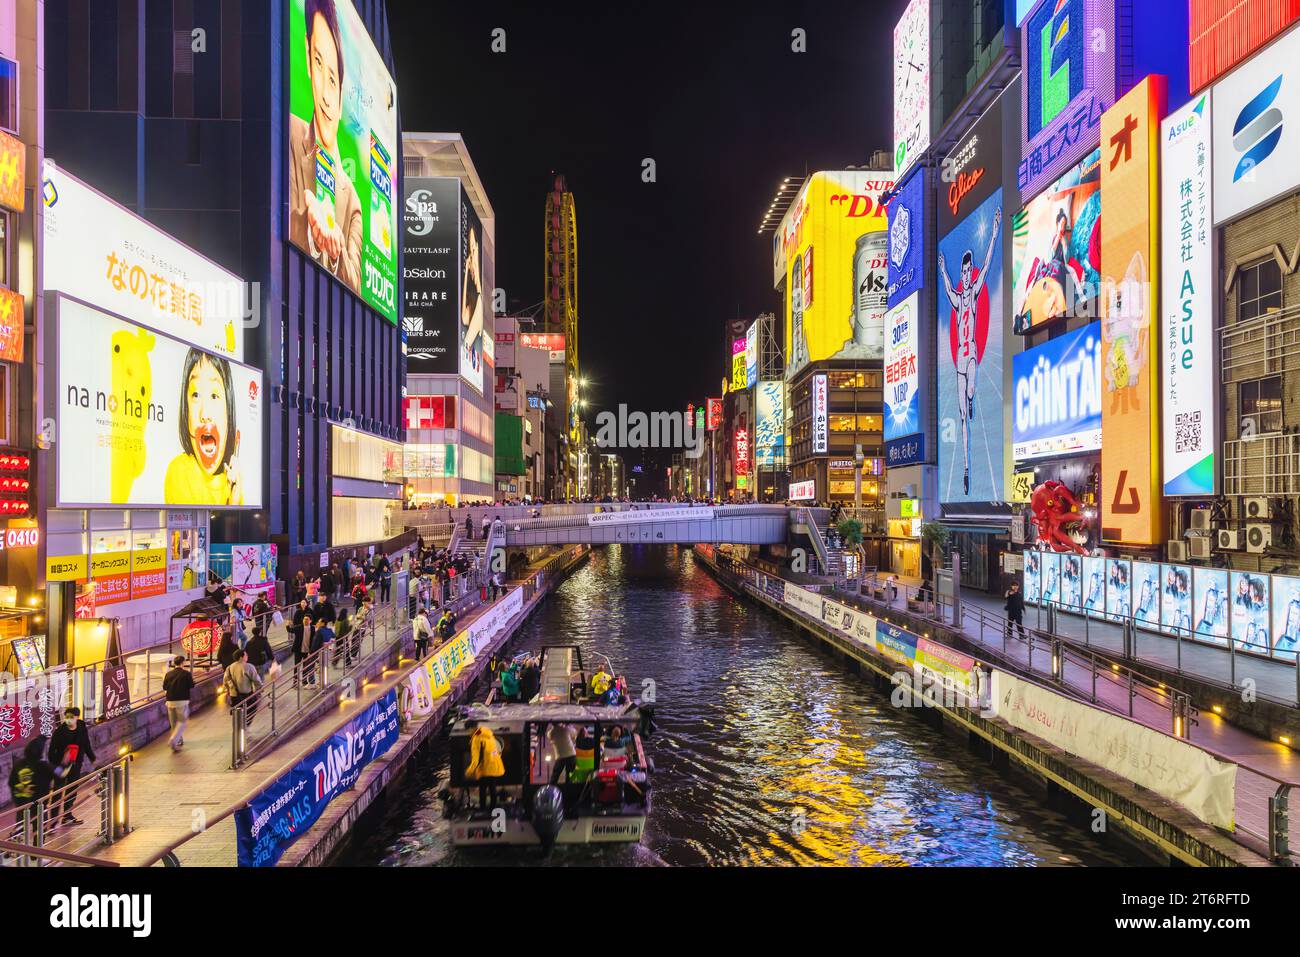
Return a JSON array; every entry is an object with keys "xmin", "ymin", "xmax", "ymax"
[
  {"xmin": 0, "ymin": 56, "xmax": 17, "ymax": 133},
  {"xmin": 1237, "ymin": 258, "xmax": 1282, "ymax": 323},
  {"xmin": 1240, "ymin": 376, "xmax": 1283, "ymax": 436}
]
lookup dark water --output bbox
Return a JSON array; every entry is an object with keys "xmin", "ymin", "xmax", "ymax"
[{"xmin": 341, "ymin": 546, "xmax": 1149, "ymax": 867}]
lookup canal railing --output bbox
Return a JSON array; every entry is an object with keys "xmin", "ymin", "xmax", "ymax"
[
  {"xmin": 708, "ymin": 551, "xmax": 1298, "ymax": 864},
  {"xmin": 0, "ymin": 754, "xmax": 133, "ymax": 867}
]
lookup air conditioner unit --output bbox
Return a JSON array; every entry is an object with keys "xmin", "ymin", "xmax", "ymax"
[
  {"xmin": 1189, "ymin": 536, "xmax": 1213, "ymax": 559},
  {"xmin": 1190, "ymin": 509, "xmax": 1212, "ymax": 531},
  {"xmin": 1243, "ymin": 496, "xmax": 1274, "ymax": 521},
  {"xmin": 1167, "ymin": 540, "xmax": 1189, "ymax": 562},
  {"xmin": 1246, "ymin": 523, "xmax": 1274, "ymax": 553},
  {"xmin": 1216, "ymin": 528, "xmax": 1242, "ymax": 551}
]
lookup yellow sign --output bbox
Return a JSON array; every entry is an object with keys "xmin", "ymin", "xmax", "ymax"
[
  {"xmin": 1100, "ymin": 76, "xmax": 1166, "ymax": 545},
  {"xmin": 782, "ymin": 171, "xmax": 895, "ymax": 381},
  {"xmin": 425, "ymin": 632, "xmax": 475, "ymax": 699},
  {"xmin": 1011, "ymin": 471, "xmax": 1036, "ymax": 503},
  {"xmin": 131, "ymin": 548, "xmax": 166, "ymax": 572},
  {"xmin": 47, "ymin": 555, "xmax": 88, "ymax": 581},
  {"xmin": 90, "ymin": 551, "xmax": 131, "ymax": 577}
]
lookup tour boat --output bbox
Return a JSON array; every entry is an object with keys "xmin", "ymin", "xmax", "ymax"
[{"xmin": 442, "ymin": 645, "xmax": 654, "ymax": 849}]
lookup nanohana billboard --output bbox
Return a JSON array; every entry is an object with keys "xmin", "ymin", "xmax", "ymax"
[
  {"xmin": 402, "ymin": 176, "xmax": 460, "ymax": 374},
  {"xmin": 42, "ymin": 161, "xmax": 247, "ymax": 362},
  {"xmin": 884, "ymin": 292, "xmax": 922, "ymax": 466},
  {"xmin": 1012, "ymin": 320, "xmax": 1102, "ymax": 460},
  {"xmin": 783, "ymin": 171, "xmax": 894, "ymax": 381},
  {"xmin": 1161, "ymin": 93, "xmax": 1217, "ymax": 497},
  {"xmin": 1018, "ymin": 0, "xmax": 1116, "ymax": 200},
  {"xmin": 731, "ymin": 336, "xmax": 748, "ymax": 391},
  {"xmin": 1210, "ymin": 24, "xmax": 1300, "ymax": 226},
  {"xmin": 937, "ymin": 188, "xmax": 1005, "ymax": 503},
  {"xmin": 1100, "ymin": 76, "xmax": 1165, "ymax": 545},
  {"xmin": 893, "ymin": 0, "xmax": 931, "ymax": 179},
  {"xmin": 287, "ymin": 0, "xmax": 399, "ymax": 324},
  {"xmin": 55, "ymin": 296, "xmax": 264, "ymax": 509}
]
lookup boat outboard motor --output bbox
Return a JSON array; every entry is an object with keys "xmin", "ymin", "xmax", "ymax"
[{"xmin": 532, "ymin": 784, "xmax": 565, "ymax": 853}]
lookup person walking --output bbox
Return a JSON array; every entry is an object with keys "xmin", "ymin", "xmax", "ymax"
[
  {"xmin": 480, "ymin": 514, "xmax": 490, "ymax": 540},
  {"xmin": 464, "ymin": 513, "xmax": 475, "ymax": 541},
  {"xmin": 411, "ymin": 605, "xmax": 433, "ymax": 660},
  {"xmin": 224, "ymin": 648, "xmax": 263, "ymax": 717},
  {"xmin": 245, "ymin": 625, "xmax": 274, "ymax": 679},
  {"xmin": 547, "ymin": 721, "xmax": 577, "ymax": 784},
  {"xmin": 408, "ymin": 571, "xmax": 421, "ymax": 619},
  {"xmin": 289, "ymin": 598, "xmax": 312, "ymax": 677},
  {"xmin": 8, "ymin": 736, "xmax": 61, "ymax": 820},
  {"xmin": 163, "ymin": 656, "xmax": 195, "ymax": 752},
  {"xmin": 1004, "ymin": 581, "xmax": 1027, "ymax": 640},
  {"xmin": 47, "ymin": 708, "xmax": 96, "ymax": 827},
  {"xmin": 378, "ymin": 554, "xmax": 392, "ymax": 603}
]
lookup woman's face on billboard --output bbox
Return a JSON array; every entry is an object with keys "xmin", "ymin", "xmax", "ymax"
[
  {"xmin": 186, "ymin": 357, "xmax": 230, "ymax": 475},
  {"xmin": 308, "ymin": 13, "xmax": 342, "ymax": 151}
]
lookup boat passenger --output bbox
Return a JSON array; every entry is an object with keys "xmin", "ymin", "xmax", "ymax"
[
  {"xmin": 465, "ymin": 720, "xmax": 505, "ymax": 808},
  {"xmin": 547, "ymin": 722, "xmax": 577, "ymax": 784}
]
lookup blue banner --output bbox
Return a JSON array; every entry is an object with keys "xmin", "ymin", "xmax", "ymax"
[
  {"xmin": 884, "ymin": 434, "xmax": 925, "ymax": 469},
  {"xmin": 1011, "ymin": 321, "xmax": 1102, "ymax": 461},
  {"xmin": 235, "ymin": 690, "xmax": 400, "ymax": 867},
  {"xmin": 875, "ymin": 621, "xmax": 920, "ymax": 666},
  {"xmin": 887, "ymin": 168, "xmax": 926, "ymax": 309}
]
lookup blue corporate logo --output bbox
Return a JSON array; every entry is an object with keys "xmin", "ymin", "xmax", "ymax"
[{"xmin": 1233, "ymin": 75, "xmax": 1283, "ymax": 183}]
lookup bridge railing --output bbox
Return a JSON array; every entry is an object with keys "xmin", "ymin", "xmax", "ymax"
[
  {"xmin": 0, "ymin": 754, "xmax": 133, "ymax": 866},
  {"xmin": 502, "ymin": 503, "xmax": 792, "ymax": 534}
]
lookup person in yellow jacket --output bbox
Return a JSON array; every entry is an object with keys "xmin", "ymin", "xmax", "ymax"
[
  {"xmin": 590, "ymin": 668, "xmax": 612, "ymax": 698},
  {"xmin": 465, "ymin": 720, "xmax": 505, "ymax": 808}
]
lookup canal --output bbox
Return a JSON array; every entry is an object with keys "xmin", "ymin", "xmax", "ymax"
[{"xmin": 342, "ymin": 546, "xmax": 1150, "ymax": 866}]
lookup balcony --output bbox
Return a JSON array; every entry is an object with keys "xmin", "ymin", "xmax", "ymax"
[
  {"xmin": 1221, "ymin": 304, "xmax": 1300, "ymax": 383},
  {"xmin": 1223, "ymin": 431, "xmax": 1300, "ymax": 496}
]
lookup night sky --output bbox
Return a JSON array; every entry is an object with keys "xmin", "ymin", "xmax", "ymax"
[{"xmin": 389, "ymin": 0, "xmax": 910, "ymax": 427}]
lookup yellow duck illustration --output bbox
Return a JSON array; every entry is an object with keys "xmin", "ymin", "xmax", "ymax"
[{"xmin": 109, "ymin": 326, "xmax": 155, "ymax": 503}]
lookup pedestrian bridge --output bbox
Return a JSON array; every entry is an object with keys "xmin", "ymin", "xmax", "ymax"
[{"xmin": 499, "ymin": 504, "xmax": 796, "ymax": 546}]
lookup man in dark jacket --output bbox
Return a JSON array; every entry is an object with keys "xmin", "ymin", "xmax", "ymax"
[
  {"xmin": 289, "ymin": 599, "xmax": 312, "ymax": 671},
  {"xmin": 48, "ymin": 708, "xmax": 96, "ymax": 826},
  {"xmin": 163, "ymin": 656, "xmax": 195, "ymax": 752},
  {"xmin": 1004, "ymin": 581, "xmax": 1027, "ymax": 640},
  {"xmin": 9, "ymin": 736, "xmax": 59, "ymax": 812}
]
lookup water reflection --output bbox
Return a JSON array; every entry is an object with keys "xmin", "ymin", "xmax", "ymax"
[{"xmin": 343, "ymin": 546, "xmax": 1143, "ymax": 867}]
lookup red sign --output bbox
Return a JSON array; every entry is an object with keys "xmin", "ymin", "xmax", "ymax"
[
  {"xmin": 403, "ymin": 395, "xmax": 455, "ymax": 430},
  {"xmin": 734, "ymin": 424, "xmax": 751, "ymax": 477},
  {"xmin": 1190, "ymin": 0, "xmax": 1300, "ymax": 91},
  {"xmin": 180, "ymin": 620, "xmax": 221, "ymax": 656},
  {"xmin": 946, "ymin": 166, "xmax": 986, "ymax": 220},
  {"xmin": 706, "ymin": 398, "xmax": 723, "ymax": 431},
  {"xmin": 74, "ymin": 588, "xmax": 96, "ymax": 620},
  {"xmin": 0, "ymin": 129, "xmax": 25, "ymax": 213}
]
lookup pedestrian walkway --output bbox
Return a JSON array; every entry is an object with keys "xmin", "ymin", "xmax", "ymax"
[
  {"xmin": 838, "ymin": 578, "xmax": 1299, "ymax": 857},
  {"xmin": 91, "ymin": 587, "xmax": 500, "ymax": 866}
]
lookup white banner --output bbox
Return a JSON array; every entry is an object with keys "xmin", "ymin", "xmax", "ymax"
[
  {"xmin": 990, "ymin": 670, "xmax": 1236, "ymax": 830},
  {"xmin": 812, "ymin": 373, "xmax": 828, "ymax": 453},
  {"xmin": 819, "ymin": 595, "xmax": 876, "ymax": 647},
  {"xmin": 467, "ymin": 586, "xmax": 525, "ymax": 655},
  {"xmin": 783, "ymin": 582, "xmax": 824, "ymax": 619},
  {"xmin": 587, "ymin": 506, "xmax": 715, "ymax": 527}
]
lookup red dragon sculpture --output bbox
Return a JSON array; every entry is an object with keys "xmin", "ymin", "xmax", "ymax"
[{"xmin": 1030, "ymin": 480, "xmax": 1088, "ymax": 555}]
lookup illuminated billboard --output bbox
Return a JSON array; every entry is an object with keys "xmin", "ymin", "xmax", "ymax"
[
  {"xmin": 731, "ymin": 337, "xmax": 748, "ymax": 391},
  {"xmin": 745, "ymin": 322, "xmax": 758, "ymax": 386},
  {"xmin": 782, "ymin": 171, "xmax": 894, "ymax": 381},
  {"xmin": 706, "ymin": 397, "xmax": 723, "ymax": 431},
  {"xmin": 812, "ymin": 373, "xmax": 828, "ymax": 454},
  {"xmin": 755, "ymin": 380, "xmax": 784, "ymax": 466},
  {"xmin": 1010, "ymin": 147, "xmax": 1101, "ymax": 334},
  {"xmin": 937, "ymin": 188, "xmax": 1005, "ymax": 503},
  {"xmin": 1211, "ymin": 24, "xmax": 1300, "ymax": 225},
  {"xmin": 884, "ymin": 292, "xmax": 923, "ymax": 467},
  {"xmin": 287, "ymin": 0, "xmax": 399, "ymax": 323},
  {"xmin": 459, "ymin": 195, "xmax": 486, "ymax": 391},
  {"xmin": 1161, "ymin": 93, "xmax": 1217, "ymax": 496},
  {"xmin": 55, "ymin": 296, "xmax": 264, "ymax": 509},
  {"xmin": 1019, "ymin": 0, "xmax": 1116, "ymax": 200},
  {"xmin": 886, "ymin": 168, "xmax": 926, "ymax": 309},
  {"xmin": 1099, "ymin": 75, "xmax": 1166, "ymax": 545},
  {"xmin": 42, "ymin": 161, "xmax": 247, "ymax": 361},
  {"xmin": 939, "ymin": 86, "xmax": 1008, "ymax": 235},
  {"xmin": 1190, "ymin": 0, "xmax": 1300, "ymax": 92},
  {"xmin": 519, "ymin": 332, "xmax": 565, "ymax": 363},
  {"xmin": 402, "ymin": 177, "xmax": 459, "ymax": 374},
  {"xmin": 893, "ymin": 0, "xmax": 931, "ymax": 178},
  {"xmin": 1011, "ymin": 320, "xmax": 1102, "ymax": 460}
]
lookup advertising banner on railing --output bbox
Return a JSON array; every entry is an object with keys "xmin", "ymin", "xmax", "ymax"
[
  {"xmin": 587, "ymin": 507, "xmax": 715, "ymax": 526},
  {"xmin": 819, "ymin": 596, "xmax": 876, "ymax": 648},
  {"xmin": 236, "ymin": 690, "xmax": 400, "ymax": 867},
  {"xmin": 760, "ymin": 574, "xmax": 786, "ymax": 605},
  {"xmin": 783, "ymin": 583, "xmax": 825, "ymax": 620},
  {"xmin": 990, "ymin": 670, "xmax": 1236, "ymax": 830},
  {"xmin": 426, "ymin": 633, "xmax": 476, "ymax": 698},
  {"xmin": 875, "ymin": 621, "xmax": 919, "ymax": 667},
  {"xmin": 914, "ymin": 638, "xmax": 976, "ymax": 702},
  {"xmin": 467, "ymin": 587, "xmax": 524, "ymax": 654}
]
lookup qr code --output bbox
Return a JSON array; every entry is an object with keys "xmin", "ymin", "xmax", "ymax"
[{"xmin": 1175, "ymin": 411, "xmax": 1202, "ymax": 453}]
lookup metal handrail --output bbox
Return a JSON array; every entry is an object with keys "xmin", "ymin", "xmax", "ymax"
[
  {"xmin": 0, "ymin": 755, "xmax": 132, "ymax": 866},
  {"xmin": 0, "ymin": 838, "xmax": 119, "ymax": 866},
  {"xmin": 710, "ymin": 551, "xmax": 1298, "ymax": 863}
]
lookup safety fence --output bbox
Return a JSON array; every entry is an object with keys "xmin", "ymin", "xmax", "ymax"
[{"xmin": 0, "ymin": 755, "xmax": 132, "ymax": 867}]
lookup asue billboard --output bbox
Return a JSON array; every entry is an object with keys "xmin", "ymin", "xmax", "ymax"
[
  {"xmin": 1161, "ymin": 93, "xmax": 1217, "ymax": 496},
  {"xmin": 1012, "ymin": 320, "xmax": 1102, "ymax": 461},
  {"xmin": 1211, "ymin": 24, "xmax": 1300, "ymax": 225},
  {"xmin": 1018, "ymin": 0, "xmax": 1116, "ymax": 200},
  {"xmin": 886, "ymin": 168, "xmax": 926, "ymax": 309}
]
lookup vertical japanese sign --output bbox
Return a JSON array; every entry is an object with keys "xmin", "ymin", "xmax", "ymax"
[
  {"xmin": 884, "ymin": 292, "xmax": 923, "ymax": 467},
  {"xmin": 1100, "ymin": 75, "xmax": 1166, "ymax": 544},
  {"xmin": 1161, "ymin": 93, "xmax": 1216, "ymax": 496},
  {"xmin": 812, "ymin": 373, "xmax": 828, "ymax": 454}
]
